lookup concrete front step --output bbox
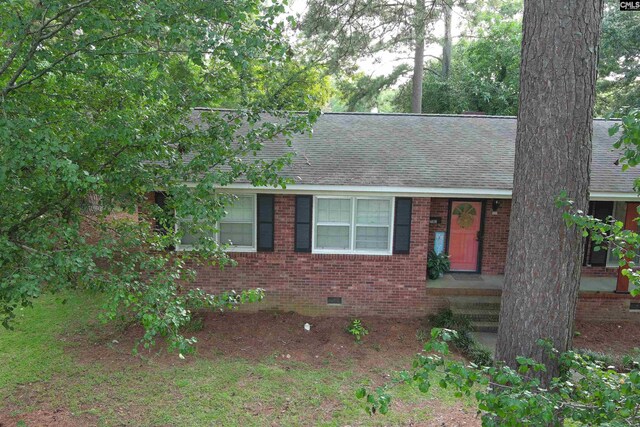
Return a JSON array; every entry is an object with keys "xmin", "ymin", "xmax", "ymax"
[
  {"xmin": 458, "ymin": 312, "xmax": 500, "ymax": 323},
  {"xmin": 472, "ymin": 321, "xmax": 499, "ymax": 333},
  {"xmin": 446, "ymin": 296, "xmax": 501, "ymax": 333},
  {"xmin": 448, "ymin": 296, "xmax": 501, "ymax": 308}
]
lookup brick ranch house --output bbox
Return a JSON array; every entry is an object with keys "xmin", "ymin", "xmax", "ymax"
[{"xmin": 158, "ymin": 111, "xmax": 640, "ymax": 324}]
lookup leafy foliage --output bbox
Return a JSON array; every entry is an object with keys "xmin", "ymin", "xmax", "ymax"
[
  {"xmin": 300, "ymin": 0, "xmax": 442, "ymax": 73},
  {"xmin": 300, "ymin": 0, "xmax": 448, "ymax": 112},
  {"xmin": 330, "ymin": 66, "xmax": 410, "ymax": 112},
  {"xmin": 0, "ymin": 0, "xmax": 320, "ymax": 354},
  {"xmin": 597, "ymin": 0, "xmax": 640, "ymax": 116},
  {"xmin": 427, "ymin": 250, "xmax": 451, "ymax": 280},
  {"xmin": 346, "ymin": 319, "xmax": 369, "ymax": 342},
  {"xmin": 358, "ymin": 328, "xmax": 640, "ymax": 425},
  {"xmin": 429, "ymin": 308, "xmax": 492, "ymax": 367}
]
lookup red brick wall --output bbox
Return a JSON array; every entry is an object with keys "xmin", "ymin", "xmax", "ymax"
[
  {"xmin": 481, "ymin": 199, "xmax": 511, "ymax": 274},
  {"xmin": 576, "ymin": 293, "xmax": 640, "ymax": 322},
  {"xmin": 187, "ymin": 195, "xmax": 432, "ymax": 317}
]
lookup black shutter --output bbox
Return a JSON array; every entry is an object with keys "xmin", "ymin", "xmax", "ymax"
[
  {"xmin": 153, "ymin": 191, "xmax": 169, "ymax": 235},
  {"xmin": 393, "ymin": 198, "xmax": 412, "ymax": 254},
  {"xmin": 257, "ymin": 194, "xmax": 275, "ymax": 252},
  {"xmin": 586, "ymin": 201, "xmax": 614, "ymax": 266},
  {"xmin": 295, "ymin": 195, "xmax": 312, "ymax": 252}
]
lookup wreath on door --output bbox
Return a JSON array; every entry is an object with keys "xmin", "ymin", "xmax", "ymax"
[{"xmin": 453, "ymin": 203, "xmax": 476, "ymax": 229}]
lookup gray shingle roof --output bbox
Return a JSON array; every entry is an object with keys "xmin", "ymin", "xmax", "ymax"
[{"xmin": 194, "ymin": 110, "xmax": 638, "ymax": 194}]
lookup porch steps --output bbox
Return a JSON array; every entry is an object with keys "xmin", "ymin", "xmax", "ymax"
[{"xmin": 447, "ymin": 296, "xmax": 501, "ymax": 333}]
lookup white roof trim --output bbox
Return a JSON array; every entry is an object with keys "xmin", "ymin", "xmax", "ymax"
[
  {"xmin": 590, "ymin": 192, "xmax": 640, "ymax": 201},
  {"xmin": 201, "ymin": 183, "xmax": 639, "ymax": 201}
]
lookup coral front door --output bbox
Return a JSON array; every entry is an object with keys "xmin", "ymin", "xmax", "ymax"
[{"xmin": 448, "ymin": 201, "xmax": 483, "ymax": 272}]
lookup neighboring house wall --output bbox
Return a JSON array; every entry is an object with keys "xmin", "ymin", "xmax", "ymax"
[{"xmin": 186, "ymin": 195, "xmax": 446, "ymax": 316}]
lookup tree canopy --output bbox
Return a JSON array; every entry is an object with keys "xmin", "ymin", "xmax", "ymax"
[
  {"xmin": 393, "ymin": 8, "xmax": 521, "ymax": 115},
  {"xmin": 0, "ymin": 0, "xmax": 321, "ymax": 353}
]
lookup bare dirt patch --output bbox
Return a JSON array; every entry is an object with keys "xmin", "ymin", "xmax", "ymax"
[
  {"xmin": 71, "ymin": 311, "xmax": 430, "ymax": 372},
  {"xmin": 0, "ymin": 408, "xmax": 97, "ymax": 427}
]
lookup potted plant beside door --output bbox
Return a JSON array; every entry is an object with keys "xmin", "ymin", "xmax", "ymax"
[{"xmin": 427, "ymin": 251, "xmax": 451, "ymax": 280}]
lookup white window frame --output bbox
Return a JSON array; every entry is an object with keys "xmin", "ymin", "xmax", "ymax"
[
  {"xmin": 312, "ymin": 195, "xmax": 394, "ymax": 255},
  {"xmin": 176, "ymin": 194, "xmax": 257, "ymax": 252}
]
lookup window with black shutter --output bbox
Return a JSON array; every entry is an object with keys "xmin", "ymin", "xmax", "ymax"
[
  {"xmin": 257, "ymin": 194, "xmax": 275, "ymax": 251},
  {"xmin": 393, "ymin": 198, "xmax": 412, "ymax": 254},
  {"xmin": 295, "ymin": 195, "xmax": 313, "ymax": 252}
]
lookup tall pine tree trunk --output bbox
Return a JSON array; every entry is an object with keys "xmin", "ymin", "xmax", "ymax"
[
  {"xmin": 412, "ymin": 0, "xmax": 426, "ymax": 113},
  {"xmin": 442, "ymin": 2, "xmax": 451, "ymax": 79},
  {"xmin": 495, "ymin": 0, "xmax": 603, "ymax": 384}
]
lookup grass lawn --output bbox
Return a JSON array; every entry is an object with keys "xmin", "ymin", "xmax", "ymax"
[{"xmin": 0, "ymin": 292, "xmax": 478, "ymax": 426}]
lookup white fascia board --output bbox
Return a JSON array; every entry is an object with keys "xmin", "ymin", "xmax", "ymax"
[
  {"xmin": 184, "ymin": 182, "xmax": 639, "ymax": 201},
  {"xmin": 590, "ymin": 192, "xmax": 640, "ymax": 201},
  {"xmin": 214, "ymin": 183, "xmax": 513, "ymax": 198}
]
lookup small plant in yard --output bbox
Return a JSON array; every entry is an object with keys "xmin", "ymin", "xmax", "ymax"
[
  {"xmin": 427, "ymin": 251, "xmax": 450, "ymax": 280},
  {"xmin": 346, "ymin": 319, "xmax": 369, "ymax": 342},
  {"xmin": 180, "ymin": 313, "xmax": 205, "ymax": 333}
]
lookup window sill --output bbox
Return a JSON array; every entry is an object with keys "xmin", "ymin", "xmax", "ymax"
[
  {"xmin": 312, "ymin": 249, "xmax": 393, "ymax": 256},
  {"xmin": 175, "ymin": 245, "xmax": 257, "ymax": 253}
]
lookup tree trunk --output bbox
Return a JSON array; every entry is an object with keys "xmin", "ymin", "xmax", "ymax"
[
  {"xmin": 411, "ymin": 0, "xmax": 426, "ymax": 113},
  {"xmin": 442, "ymin": 2, "xmax": 451, "ymax": 79},
  {"xmin": 495, "ymin": 0, "xmax": 603, "ymax": 384}
]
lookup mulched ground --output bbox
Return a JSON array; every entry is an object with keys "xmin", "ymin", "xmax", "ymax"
[
  {"xmin": 3, "ymin": 312, "xmax": 638, "ymax": 426},
  {"xmin": 574, "ymin": 320, "xmax": 640, "ymax": 357},
  {"xmin": 70, "ymin": 311, "xmax": 431, "ymax": 371}
]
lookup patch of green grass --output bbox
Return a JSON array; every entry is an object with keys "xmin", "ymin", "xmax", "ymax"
[
  {"xmin": 1, "ymin": 293, "xmax": 476, "ymax": 426},
  {"xmin": 0, "ymin": 291, "xmax": 102, "ymax": 391}
]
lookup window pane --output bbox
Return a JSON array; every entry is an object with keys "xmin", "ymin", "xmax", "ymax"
[
  {"xmin": 220, "ymin": 222, "xmax": 253, "ymax": 246},
  {"xmin": 316, "ymin": 225, "xmax": 350, "ymax": 249},
  {"xmin": 224, "ymin": 196, "xmax": 254, "ymax": 222},
  {"xmin": 317, "ymin": 198, "xmax": 351, "ymax": 223},
  {"xmin": 356, "ymin": 199, "xmax": 390, "ymax": 225},
  {"xmin": 180, "ymin": 231, "xmax": 201, "ymax": 246},
  {"xmin": 355, "ymin": 226, "xmax": 389, "ymax": 250}
]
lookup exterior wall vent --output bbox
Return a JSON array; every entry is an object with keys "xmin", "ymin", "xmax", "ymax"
[
  {"xmin": 630, "ymin": 302, "xmax": 640, "ymax": 311},
  {"xmin": 327, "ymin": 297, "xmax": 342, "ymax": 305}
]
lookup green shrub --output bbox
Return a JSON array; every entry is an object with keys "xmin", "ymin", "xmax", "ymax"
[
  {"xmin": 467, "ymin": 345, "xmax": 493, "ymax": 367},
  {"xmin": 574, "ymin": 348, "xmax": 615, "ymax": 367},
  {"xmin": 346, "ymin": 319, "xmax": 369, "ymax": 342},
  {"xmin": 427, "ymin": 251, "xmax": 450, "ymax": 280},
  {"xmin": 358, "ymin": 331, "xmax": 640, "ymax": 426},
  {"xmin": 427, "ymin": 309, "xmax": 493, "ymax": 367},
  {"xmin": 429, "ymin": 308, "xmax": 472, "ymax": 333}
]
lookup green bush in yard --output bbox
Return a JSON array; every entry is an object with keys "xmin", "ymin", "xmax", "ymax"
[
  {"xmin": 358, "ymin": 328, "xmax": 640, "ymax": 425},
  {"xmin": 427, "ymin": 251, "xmax": 451, "ymax": 280},
  {"xmin": 428, "ymin": 308, "xmax": 492, "ymax": 367},
  {"xmin": 574, "ymin": 348, "xmax": 615, "ymax": 367}
]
